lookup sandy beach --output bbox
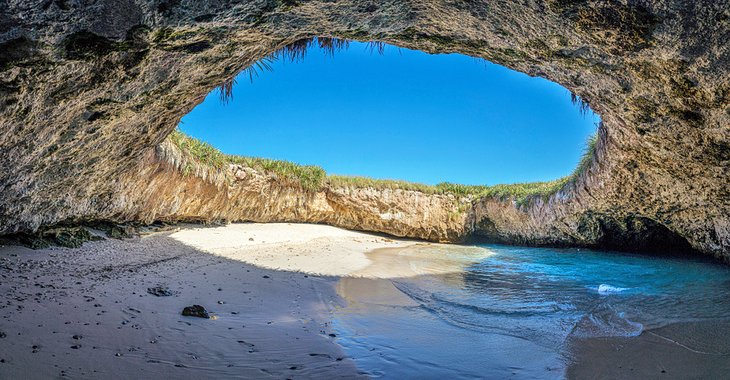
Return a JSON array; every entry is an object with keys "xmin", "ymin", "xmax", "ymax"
[
  {"xmin": 1, "ymin": 222, "xmax": 728, "ymax": 379},
  {"xmin": 0, "ymin": 223, "xmax": 477, "ymax": 379}
]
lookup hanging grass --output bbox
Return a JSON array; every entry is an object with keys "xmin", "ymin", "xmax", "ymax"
[
  {"xmin": 570, "ymin": 92, "xmax": 592, "ymax": 116},
  {"xmin": 214, "ymin": 36, "xmax": 384, "ymax": 103},
  {"xmin": 571, "ymin": 131, "xmax": 598, "ymax": 178}
]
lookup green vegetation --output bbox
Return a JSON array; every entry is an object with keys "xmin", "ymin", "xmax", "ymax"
[
  {"xmin": 168, "ymin": 130, "xmax": 325, "ymax": 191},
  {"xmin": 168, "ymin": 130, "xmax": 600, "ymax": 206},
  {"xmin": 0, "ymin": 226, "xmax": 100, "ymax": 249},
  {"xmin": 174, "ymin": 25, "xmax": 601, "ymax": 201},
  {"xmin": 168, "ymin": 129, "xmax": 228, "ymax": 168},
  {"xmin": 571, "ymin": 132, "xmax": 598, "ymax": 178},
  {"xmin": 326, "ymin": 176, "xmax": 570, "ymax": 205},
  {"xmin": 435, "ymin": 180, "xmax": 571, "ymax": 203},
  {"xmin": 327, "ymin": 176, "xmax": 437, "ymax": 194},
  {"xmin": 234, "ymin": 157, "xmax": 326, "ymax": 192}
]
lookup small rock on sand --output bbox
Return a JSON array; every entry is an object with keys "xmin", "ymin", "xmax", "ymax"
[
  {"xmin": 147, "ymin": 286, "xmax": 175, "ymax": 297},
  {"xmin": 182, "ymin": 305, "xmax": 210, "ymax": 319}
]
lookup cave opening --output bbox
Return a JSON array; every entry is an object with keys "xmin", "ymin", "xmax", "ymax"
[{"xmin": 175, "ymin": 37, "xmax": 600, "ymax": 192}]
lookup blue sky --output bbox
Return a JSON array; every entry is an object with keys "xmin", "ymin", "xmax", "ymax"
[{"xmin": 179, "ymin": 41, "xmax": 599, "ymax": 185}]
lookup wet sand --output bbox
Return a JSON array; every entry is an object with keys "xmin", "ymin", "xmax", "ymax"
[{"xmin": 567, "ymin": 320, "xmax": 730, "ymax": 379}]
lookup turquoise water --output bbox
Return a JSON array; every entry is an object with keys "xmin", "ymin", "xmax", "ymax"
[{"xmin": 332, "ymin": 245, "xmax": 730, "ymax": 379}]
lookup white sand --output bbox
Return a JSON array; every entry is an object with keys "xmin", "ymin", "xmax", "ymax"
[
  {"xmin": 170, "ymin": 223, "xmax": 411, "ymax": 277},
  {"xmin": 0, "ymin": 222, "xmax": 490, "ymax": 379},
  {"xmin": 170, "ymin": 223, "xmax": 492, "ymax": 278}
]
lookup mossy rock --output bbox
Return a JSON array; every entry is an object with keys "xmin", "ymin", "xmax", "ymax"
[
  {"xmin": 41, "ymin": 227, "xmax": 99, "ymax": 248},
  {"xmin": 0, "ymin": 227, "xmax": 100, "ymax": 249}
]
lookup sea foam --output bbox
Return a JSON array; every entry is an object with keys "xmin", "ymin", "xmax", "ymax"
[
  {"xmin": 571, "ymin": 304, "xmax": 644, "ymax": 338},
  {"xmin": 597, "ymin": 284, "xmax": 629, "ymax": 295}
]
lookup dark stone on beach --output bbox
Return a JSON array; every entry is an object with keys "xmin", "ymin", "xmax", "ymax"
[
  {"xmin": 182, "ymin": 305, "xmax": 210, "ymax": 319},
  {"xmin": 72, "ymin": 335, "xmax": 82, "ymax": 340},
  {"xmin": 0, "ymin": 332, "xmax": 6, "ymax": 338},
  {"xmin": 262, "ymin": 275, "xmax": 270, "ymax": 279},
  {"xmin": 147, "ymin": 286, "xmax": 174, "ymax": 297}
]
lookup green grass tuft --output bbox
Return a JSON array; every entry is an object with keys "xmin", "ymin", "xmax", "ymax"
[
  {"xmin": 168, "ymin": 129, "xmax": 228, "ymax": 168},
  {"xmin": 327, "ymin": 176, "xmax": 437, "ymax": 193},
  {"xmin": 571, "ymin": 132, "xmax": 598, "ymax": 178},
  {"xmin": 168, "ymin": 130, "xmax": 597, "ymax": 205},
  {"xmin": 230, "ymin": 156, "xmax": 326, "ymax": 191},
  {"xmin": 168, "ymin": 130, "xmax": 325, "ymax": 191}
]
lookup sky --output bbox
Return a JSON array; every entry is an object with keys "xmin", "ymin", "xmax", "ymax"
[{"xmin": 179, "ymin": 40, "xmax": 600, "ymax": 186}]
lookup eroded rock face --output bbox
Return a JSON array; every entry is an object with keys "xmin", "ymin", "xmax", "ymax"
[
  {"xmin": 0, "ymin": 1, "xmax": 728, "ymax": 259},
  {"xmin": 111, "ymin": 141, "xmax": 472, "ymax": 243}
]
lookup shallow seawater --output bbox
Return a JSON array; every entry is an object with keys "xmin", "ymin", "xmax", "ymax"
[{"xmin": 331, "ymin": 245, "xmax": 730, "ymax": 379}]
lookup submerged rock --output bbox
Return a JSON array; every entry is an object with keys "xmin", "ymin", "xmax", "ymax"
[{"xmin": 181, "ymin": 305, "xmax": 210, "ymax": 319}]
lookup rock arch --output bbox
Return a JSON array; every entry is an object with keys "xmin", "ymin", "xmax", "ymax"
[{"xmin": 0, "ymin": 0, "xmax": 727, "ymax": 259}]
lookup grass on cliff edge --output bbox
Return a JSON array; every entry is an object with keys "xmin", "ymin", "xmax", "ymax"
[{"xmin": 169, "ymin": 130, "xmax": 597, "ymax": 204}]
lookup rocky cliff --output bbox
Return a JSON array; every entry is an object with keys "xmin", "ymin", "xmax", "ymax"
[
  {"xmin": 0, "ymin": 0, "xmax": 728, "ymax": 259},
  {"xmin": 113, "ymin": 140, "xmax": 472, "ymax": 243}
]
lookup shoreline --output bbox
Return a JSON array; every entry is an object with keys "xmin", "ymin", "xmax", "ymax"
[{"xmin": 1, "ymin": 222, "xmax": 727, "ymax": 378}]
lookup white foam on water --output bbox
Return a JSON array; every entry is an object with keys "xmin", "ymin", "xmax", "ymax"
[
  {"xmin": 597, "ymin": 284, "xmax": 630, "ymax": 295},
  {"xmin": 571, "ymin": 304, "xmax": 644, "ymax": 338}
]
